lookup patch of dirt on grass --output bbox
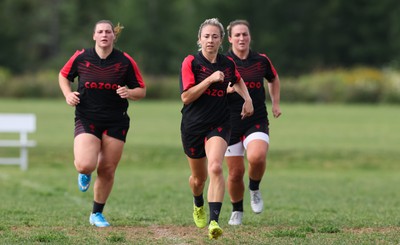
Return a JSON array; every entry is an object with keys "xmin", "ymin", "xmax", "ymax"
[
  {"xmin": 104, "ymin": 225, "xmax": 208, "ymax": 244},
  {"xmin": 344, "ymin": 227, "xmax": 400, "ymax": 234},
  {"xmin": 113, "ymin": 225, "xmax": 200, "ymax": 238},
  {"xmin": 9, "ymin": 225, "xmax": 400, "ymax": 244}
]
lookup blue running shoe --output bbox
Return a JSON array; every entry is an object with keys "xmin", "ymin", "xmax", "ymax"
[
  {"xmin": 78, "ymin": 173, "xmax": 91, "ymax": 192},
  {"xmin": 89, "ymin": 212, "xmax": 110, "ymax": 227}
]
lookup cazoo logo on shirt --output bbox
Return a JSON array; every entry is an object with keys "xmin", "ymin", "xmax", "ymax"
[
  {"xmin": 204, "ymin": 88, "xmax": 225, "ymax": 97},
  {"xmin": 84, "ymin": 81, "xmax": 119, "ymax": 90},
  {"xmin": 245, "ymin": 81, "xmax": 262, "ymax": 89}
]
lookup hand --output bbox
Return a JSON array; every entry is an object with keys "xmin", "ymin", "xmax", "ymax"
[
  {"xmin": 226, "ymin": 82, "xmax": 235, "ymax": 93},
  {"xmin": 209, "ymin": 71, "xmax": 224, "ymax": 83},
  {"xmin": 241, "ymin": 99, "xmax": 254, "ymax": 119},
  {"xmin": 65, "ymin": 91, "xmax": 80, "ymax": 106},
  {"xmin": 272, "ymin": 104, "xmax": 282, "ymax": 118},
  {"xmin": 116, "ymin": 85, "xmax": 129, "ymax": 98}
]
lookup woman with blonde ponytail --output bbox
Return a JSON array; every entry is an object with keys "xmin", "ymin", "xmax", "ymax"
[
  {"xmin": 179, "ymin": 18, "xmax": 253, "ymax": 239},
  {"xmin": 113, "ymin": 22, "xmax": 124, "ymax": 42},
  {"xmin": 59, "ymin": 20, "xmax": 146, "ymax": 227}
]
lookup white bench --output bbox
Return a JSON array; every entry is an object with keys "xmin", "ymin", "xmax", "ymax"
[{"xmin": 0, "ymin": 114, "xmax": 36, "ymax": 170}]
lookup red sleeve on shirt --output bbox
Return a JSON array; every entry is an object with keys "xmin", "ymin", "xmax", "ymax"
[
  {"xmin": 259, "ymin": 53, "xmax": 278, "ymax": 77},
  {"xmin": 227, "ymin": 56, "xmax": 242, "ymax": 85},
  {"xmin": 60, "ymin": 49, "xmax": 85, "ymax": 79},
  {"xmin": 123, "ymin": 52, "xmax": 146, "ymax": 88},
  {"xmin": 181, "ymin": 55, "xmax": 196, "ymax": 91}
]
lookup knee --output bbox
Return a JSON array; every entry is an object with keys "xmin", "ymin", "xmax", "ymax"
[
  {"xmin": 74, "ymin": 160, "xmax": 94, "ymax": 174},
  {"xmin": 228, "ymin": 166, "xmax": 245, "ymax": 183},
  {"xmin": 208, "ymin": 161, "xmax": 223, "ymax": 176},
  {"xmin": 247, "ymin": 153, "xmax": 266, "ymax": 166},
  {"xmin": 97, "ymin": 165, "xmax": 116, "ymax": 180},
  {"xmin": 191, "ymin": 175, "xmax": 207, "ymax": 188}
]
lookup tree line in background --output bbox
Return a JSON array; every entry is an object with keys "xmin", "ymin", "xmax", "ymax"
[
  {"xmin": 1, "ymin": 0, "xmax": 400, "ymax": 103},
  {"xmin": 1, "ymin": 0, "xmax": 400, "ymax": 75}
]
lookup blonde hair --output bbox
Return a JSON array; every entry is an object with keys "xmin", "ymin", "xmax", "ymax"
[
  {"xmin": 94, "ymin": 20, "xmax": 124, "ymax": 43},
  {"xmin": 197, "ymin": 18, "xmax": 225, "ymax": 51}
]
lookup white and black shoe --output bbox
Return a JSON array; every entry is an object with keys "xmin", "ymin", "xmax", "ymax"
[
  {"xmin": 228, "ymin": 211, "xmax": 243, "ymax": 225},
  {"xmin": 250, "ymin": 190, "xmax": 264, "ymax": 214}
]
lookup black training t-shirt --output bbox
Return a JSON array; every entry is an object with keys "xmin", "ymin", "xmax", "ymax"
[
  {"xmin": 180, "ymin": 52, "xmax": 241, "ymax": 134},
  {"xmin": 60, "ymin": 48, "xmax": 145, "ymax": 122},
  {"xmin": 226, "ymin": 50, "xmax": 277, "ymax": 122}
]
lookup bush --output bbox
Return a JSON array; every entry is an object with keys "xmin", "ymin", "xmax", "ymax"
[
  {"xmin": 0, "ymin": 67, "xmax": 11, "ymax": 90},
  {"xmin": 0, "ymin": 71, "xmax": 181, "ymax": 100},
  {"xmin": 341, "ymin": 67, "xmax": 384, "ymax": 103},
  {"xmin": 2, "ymin": 67, "xmax": 400, "ymax": 104},
  {"xmin": 143, "ymin": 75, "xmax": 180, "ymax": 100},
  {"xmin": 276, "ymin": 67, "xmax": 400, "ymax": 104},
  {"xmin": 1, "ymin": 70, "xmax": 60, "ymax": 98},
  {"xmin": 381, "ymin": 69, "xmax": 400, "ymax": 103}
]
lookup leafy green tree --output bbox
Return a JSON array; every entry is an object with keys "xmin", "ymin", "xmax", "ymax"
[{"xmin": 1, "ymin": 0, "xmax": 400, "ymax": 75}]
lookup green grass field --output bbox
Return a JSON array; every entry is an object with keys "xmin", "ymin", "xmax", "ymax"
[{"xmin": 0, "ymin": 99, "xmax": 399, "ymax": 244}]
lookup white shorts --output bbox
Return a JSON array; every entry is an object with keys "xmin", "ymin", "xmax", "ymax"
[{"xmin": 225, "ymin": 132, "xmax": 270, "ymax": 157}]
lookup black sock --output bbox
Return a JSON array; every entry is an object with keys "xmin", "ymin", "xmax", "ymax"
[
  {"xmin": 193, "ymin": 194, "xmax": 204, "ymax": 207},
  {"xmin": 232, "ymin": 200, "xmax": 243, "ymax": 212},
  {"xmin": 92, "ymin": 201, "xmax": 105, "ymax": 214},
  {"xmin": 209, "ymin": 202, "xmax": 222, "ymax": 223},
  {"xmin": 249, "ymin": 178, "xmax": 261, "ymax": 191}
]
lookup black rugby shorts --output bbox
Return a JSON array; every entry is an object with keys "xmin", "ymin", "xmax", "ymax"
[
  {"xmin": 74, "ymin": 117, "xmax": 130, "ymax": 142},
  {"xmin": 181, "ymin": 123, "xmax": 231, "ymax": 159},
  {"xmin": 229, "ymin": 118, "xmax": 269, "ymax": 145}
]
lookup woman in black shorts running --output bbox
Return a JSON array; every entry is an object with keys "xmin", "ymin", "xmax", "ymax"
[
  {"xmin": 59, "ymin": 20, "xmax": 146, "ymax": 227},
  {"xmin": 224, "ymin": 19, "xmax": 282, "ymax": 226},
  {"xmin": 179, "ymin": 18, "xmax": 253, "ymax": 239}
]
